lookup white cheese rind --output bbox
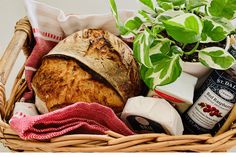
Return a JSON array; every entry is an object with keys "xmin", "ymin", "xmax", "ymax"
[
  {"xmin": 121, "ymin": 96, "xmax": 184, "ymax": 135},
  {"xmin": 148, "ymin": 72, "xmax": 198, "ymax": 113},
  {"xmin": 156, "ymin": 72, "xmax": 198, "ymax": 104}
]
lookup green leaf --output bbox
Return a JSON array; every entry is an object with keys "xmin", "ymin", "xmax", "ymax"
[
  {"xmin": 199, "ymin": 47, "xmax": 235, "ymax": 70},
  {"xmin": 133, "ymin": 29, "xmax": 154, "ymax": 68},
  {"xmin": 109, "ymin": 0, "xmax": 128, "ymax": 35},
  {"xmin": 159, "ymin": 2, "xmax": 173, "ymax": 10},
  {"xmin": 157, "ymin": 0, "xmax": 186, "ymax": 6},
  {"xmin": 149, "ymin": 41, "xmax": 162, "ymax": 56},
  {"xmin": 139, "ymin": 0, "xmax": 158, "ymax": 11},
  {"xmin": 109, "ymin": 0, "xmax": 121, "ymax": 26},
  {"xmin": 149, "ymin": 38, "xmax": 172, "ymax": 55},
  {"xmin": 140, "ymin": 65, "xmax": 154, "ymax": 88},
  {"xmin": 151, "ymin": 25, "xmax": 165, "ymax": 34},
  {"xmin": 211, "ymin": 17, "xmax": 235, "ymax": 31},
  {"xmin": 208, "ymin": 0, "xmax": 236, "ymax": 20},
  {"xmin": 169, "ymin": 45, "xmax": 183, "ymax": 56},
  {"xmin": 150, "ymin": 43, "xmax": 183, "ymax": 56},
  {"xmin": 150, "ymin": 53, "xmax": 169, "ymax": 64},
  {"xmin": 141, "ymin": 54, "xmax": 183, "ymax": 88},
  {"xmin": 163, "ymin": 13, "xmax": 203, "ymax": 44},
  {"xmin": 185, "ymin": 0, "xmax": 208, "ymax": 10},
  {"xmin": 120, "ymin": 16, "xmax": 144, "ymax": 38},
  {"xmin": 184, "ymin": 16, "xmax": 201, "ymax": 34},
  {"xmin": 160, "ymin": 40, "xmax": 171, "ymax": 53},
  {"xmin": 156, "ymin": 10, "xmax": 184, "ymax": 22},
  {"xmin": 125, "ymin": 17, "xmax": 143, "ymax": 30},
  {"xmin": 201, "ymin": 17, "xmax": 233, "ymax": 42},
  {"xmin": 138, "ymin": 10, "xmax": 155, "ymax": 25}
]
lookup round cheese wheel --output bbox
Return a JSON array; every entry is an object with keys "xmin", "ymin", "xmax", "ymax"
[{"xmin": 121, "ymin": 96, "xmax": 184, "ymax": 135}]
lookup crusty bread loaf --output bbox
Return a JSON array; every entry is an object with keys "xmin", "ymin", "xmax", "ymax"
[
  {"xmin": 32, "ymin": 29, "xmax": 142, "ymax": 113},
  {"xmin": 32, "ymin": 57, "xmax": 124, "ymax": 112}
]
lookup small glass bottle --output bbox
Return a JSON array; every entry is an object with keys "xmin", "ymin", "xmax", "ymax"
[{"xmin": 182, "ymin": 68, "xmax": 236, "ymax": 134}]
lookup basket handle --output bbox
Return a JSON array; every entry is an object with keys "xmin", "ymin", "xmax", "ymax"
[{"xmin": 0, "ymin": 17, "xmax": 33, "ymax": 118}]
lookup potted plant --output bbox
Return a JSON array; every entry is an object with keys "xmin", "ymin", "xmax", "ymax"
[{"xmin": 109, "ymin": 0, "xmax": 236, "ymax": 89}]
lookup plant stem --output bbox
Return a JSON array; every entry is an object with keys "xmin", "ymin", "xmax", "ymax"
[
  {"xmin": 204, "ymin": 5, "xmax": 209, "ymax": 16},
  {"xmin": 184, "ymin": 42, "xmax": 200, "ymax": 55},
  {"xmin": 156, "ymin": 34, "xmax": 163, "ymax": 38},
  {"xmin": 126, "ymin": 27, "xmax": 138, "ymax": 36},
  {"xmin": 154, "ymin": 37, "xmax": 175, "ymax": 45}
]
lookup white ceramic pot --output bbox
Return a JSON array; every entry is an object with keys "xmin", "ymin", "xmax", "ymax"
[
  {"xmin": 182, "ymin": 62, "xmax": 211, "ymax": 79},
  {"xmin": 183, "ymin": 62, "xmax": 212, "ymax": 89}
]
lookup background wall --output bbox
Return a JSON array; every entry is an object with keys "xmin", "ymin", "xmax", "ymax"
[{"xmin": 0, "ymin": 0, "xmax": 236, "ymax": 152}]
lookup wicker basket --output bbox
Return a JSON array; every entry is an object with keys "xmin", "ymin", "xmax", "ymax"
[{"xmin": 1, "ymin": 17, "xmax": 236, "ymax": 152}]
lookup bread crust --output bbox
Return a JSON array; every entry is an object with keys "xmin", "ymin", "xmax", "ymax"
[
  {"xmin": 32, "ymin": 57, "xmax": 124, "ymax": 112},
  {"xmin": 32, "ymin": 29, "xmax": 142, "ymax": 113}
]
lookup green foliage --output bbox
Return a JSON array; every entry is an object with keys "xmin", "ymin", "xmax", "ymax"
[
  {"xmin": 158, "ymin": 0, "xmax": 185, "ymax": 6},
  {"xmin": 109, "ymin": 0, "xmax": 236, "ymax": 89},
  {"xmin": 141, "ymin": 54, "xmax": 182, "ymax": 87},
  {"xmin": 185, "ymin": 0, "xmax": 208, "ymax": 10},
  {"xmin": 133, "ymin": 29, "xmax": 154, "ymax": 68},
  {"xmin": 163, "ymin": 13, "xmax": 203, "ymax": 44},
  {"xmin": 208, "ymin": 0, "xmax": 236, "ymax": 20},
  {"xmin": 201, "ymin": 17, "xmax": 234, "ymax": 42},
  {"xmin": 199, "ymin": 47, "xmax": 235, "ymax": 69},
  {"xmin": 159, "ymin": 2, "xmax": 173, "ymax": 11}
]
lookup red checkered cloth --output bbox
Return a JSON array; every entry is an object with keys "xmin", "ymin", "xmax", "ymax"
[{"xmin": 9, "ymin": 102, "xmax": 134, "ymax": 140}]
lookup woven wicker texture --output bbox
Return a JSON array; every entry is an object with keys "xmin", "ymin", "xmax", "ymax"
[
  {"xmin": 15, "ymin": 16, "xmax": 34, "ymax": 57},
  {"xmin": 0, "ymin": 17, "xmax": 236, "ymax": 152}
]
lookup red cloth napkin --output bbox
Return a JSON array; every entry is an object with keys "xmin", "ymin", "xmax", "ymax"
[
  {"xmin": 23, "ymin": 38, "xmax": 58, "ymax": 101},
  {"xmin": 9, "ymin": 102, "xmax": 134, "ymax": 140}
]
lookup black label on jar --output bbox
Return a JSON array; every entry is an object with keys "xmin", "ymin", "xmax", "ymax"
[
  {"xmin": 126, "ymin": 115, "xmax": 168, "ymax": 134},
  {"xmin": 228, "ymin": 45, "xmax": 236, "ymax": 59},
  {"xmin": 183, "ymin": 70, "xmax": 236, "ymax": 134}
]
